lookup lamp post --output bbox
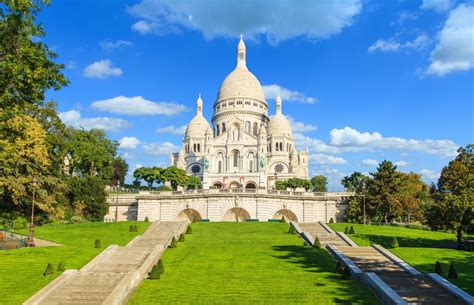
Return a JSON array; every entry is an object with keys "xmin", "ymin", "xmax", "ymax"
[
  {"xmin": 27, "ymin": 176, "xmax": 38, "ymax": 247},
  {"xmin": 361, "ymin": 180, "xmax": 366, "ymax": 225}
]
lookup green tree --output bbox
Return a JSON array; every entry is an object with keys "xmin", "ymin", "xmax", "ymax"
[
  {"xmin": 111, "ymin": 157, "xmax": 128, "ymax": 188},
  {"xmin": 311, "ymin": 175, "xmax": 327, "ymax": 192},
  {"xmin": 186, "ymin": 175, "xmax": 202, "ymax": 190},
  {"xmin": 66, "ymin": 176, "xmax": 108, "ymax": 221},
  {"xmin": 133, "ymin": 167, "xmax": 162, "ymax": 189},
  {"xmin": 341, "ymin": 172, "xmax": 369, "ymax": 193},
  {"xmin": 275, "ymin": 180, "xmax": 287, "ymax": 190},
  {"xmin": 161, "ymin": 166, "xmax": 189, "ymax": 191}
]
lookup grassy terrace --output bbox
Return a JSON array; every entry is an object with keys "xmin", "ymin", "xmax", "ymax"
[
  {"xmin": 0, "ymin": 222, "xmax": 150, "ymax": 304},
  {"xmin": 129, "ymin": 223, "xmax": 379, "ymax": 305},
  {"xmin": 329, "ymin": 223, "xmax": 474, "ymax": 295}
]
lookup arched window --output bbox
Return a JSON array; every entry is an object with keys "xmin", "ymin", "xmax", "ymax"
[
  {"xmin": 275, "ymin": 143, "xmax": 279, "ymax": 151},
  {"xmin": 245, "ymin": 121, "xmax": 251, "ymax": 133},
  {"xmin": 216, "ymin": 125, "xmax": 220, "ymax": 135},
  {"xmin": 218, "ymin": 161, "xmax": 222, "ymax": 173},
  {"xmin": 233, "ymin": 150, "xmax": 240, "ymax": 168},
  {"xmin": 279, "ymin": 142, "xmax": 283, "ymax": 151},
  {"xmin": 217, "ymin": 152, "xmax": 224, "ymax": 173},
  {"xmin": 249, "ymin": 160, "xmax": 254, "ymax": 172},
  {"xmin": 193, "ymin": 143, "xmax": 196, "ymax": 152},
  {"xmin": 197, "ymin": 143, "xmax": 201, "ymax": 152},
  {"xmin": 253, "ymin": 122, "xmax": 258, "ymax": 135},
  {"xmin": 248, "ymin": 152, "xmax": 255, "ymax": 173},
  {"xmin": 222, "ymin": 123, "xmax": 226, "ymax": 132}
]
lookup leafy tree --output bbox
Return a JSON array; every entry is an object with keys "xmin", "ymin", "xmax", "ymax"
[
  {"xmin": 311, "ymin": 175, "xmax": 327, "ymax": 192},
  {"xmin": 133, "ymin": 167, "xmax": 162, "ymax": 189},
  {"xmin": 398, "ymin": 172, "xmax": 428, "ymax": 223},
  {"xmin": 186, "ymin": 175, "xmax": 202, "ymax": 190},
  {"xmin": 66, "ymin": 176, "xmax": 108, "ymax": 221},
  {"xmin": 110, "ymin": 157, "xmax": 128, "ymax": 188},
  {"xmin": 279, "ymin": 178, "xmax": 311, "ymax": 191},
  {"xmin": 345, "ymin": 197, "xmax": 364, "ymax": 223},
  {"xmin": 275, "ymin": 180, "xmax": 287, "ymax": 190},
  {"xmin": 341, "ymin": 172, "xmax": 370, "ymax": 193},
  {"xmin": 161, "ymin": 166, "xmax": 189, "ymax": 191}
]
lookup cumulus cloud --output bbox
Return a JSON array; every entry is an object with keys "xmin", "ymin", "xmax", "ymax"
[
  {"xmin": 309, "ymin": 153, "xmax": 346, "ymax": 165},
  {"xmin": 426, "ymin": 4, "xmax": 474, "ymax": 76},
  {"xmin": 127, "ymin": 0, "xmax": 362, "ymax": 43},
  {"xmin": 287, "ymin": 116, "xmax": 317, "ymax": 133},
  {"xmin": 91, "ymin": 96, "xmax": 187, "ymax": 116},
  {"xmin": 263, "ymin": 84, "xmax": 317, "ymax": 104},
  {"xmin": 59, "ymin": 110, "xmax": 130, "ymax": 132},
  {"xmin": 421, "ymin": 0, "xmax": 452, "ymax": 12},
  {"xmin": 421, "ymin": 169, "xmax": 440, "ymax": 181},
  {"xmin": 368, "ymin": 34, "xmax": 429, "ymax": 53},
  {"xmin": 362, "ymin": 159, "xmax": 379, "ymax": 166},
  {"xmin": 143, "ymin": 142, "xmax": 179, "ymax": 155},
  {"xmin": 155, "ymin": 125, "xmax": 187, "ymax": 135},
  {"xmin": 83, "ymin": 59, "xmax": 123, "ymax": 79},
  {"xmin": 119, "ymin": 136, "xmax": 142, "ymax": 149},
  {"xmin": 100, "ymin": 40, "xmax": 133, "ymax": 51},
  {"xmin": 394, "ymin": 160, "xmax": 408, "ymax": 167}
]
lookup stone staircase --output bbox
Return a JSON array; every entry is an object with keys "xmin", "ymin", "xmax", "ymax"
[
  {"xmin": 24, "ymin": 221, "xmax": 188, "ymax": 305},
  {"xmin": 297, "ymin": 222, "xmax": 470, "ymax": 305}
]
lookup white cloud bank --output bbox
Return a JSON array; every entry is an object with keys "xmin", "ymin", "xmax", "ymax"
[
  {"xmin": 119, "ymin": 137, "xmax": 142, "ymax": 149},
  {"xmin": 362, "ymin": 159, "xmax": 379, "ymax": 166},
  {"xmin": 100, "ymin": 40, "xmax": 133, "ymax": 51},
  {"xmin": 127, "ymin": 0, "xmax": 362, "ymax": 43},
  {"xmin": 426, "ymin": 4, "xmax": 474, "ymax": 76},
  {"xmin": 143, "ymin": 142, "xmax": 178, "ymax": 155},
  {"xmin": 91, "ymin": 96, "xmax": 187, "ymax": 116},
  {"xmin": 83, "ymin": 59, "xmax": 123, "ymax": 79},
  {"xmin": 309, "ymin": 153, "xmax": 346, "ymax": 165},
  {"xmin": 421, "ymin": 0, "xmax": 452, "ymax": 12},
  {"xmin": 368, "ymin": 34, "xmax": 429, "ymax": 53},
  {"xmin": 59, "ymin": 110, "xmax": 130, "ymax": 132},
  {"xmin": 287, "ymin": 116, "xmax": 317, "ymax": 133},
  {"xmin": 421, "ymin": 169, "xmax": 440, "ymax": 181},
  {"xmin": 155, "ymin": 125, "xmax": 187, "ymax": 135},
  {"xmin": 263, "ymin": 84, "xmax": 317, "ymax": 104}
]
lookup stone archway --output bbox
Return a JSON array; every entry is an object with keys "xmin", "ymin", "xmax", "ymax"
[
  {"xmin": 223, "ymin": 208, "xmax": 250, "ymax": 222},
  {"xmin": 211, "ymin": 182, "xmax": 223, "ymax": 189},
  {"xmin": 178, "ymin": 208, "xmax": 202, "ymax": 222},
  {"xmin": 229, "ymin": 181, "xmax": 240, "ymax": 189},
  {"xmin": 245, "ymin": 182, "xmax": 256, "ymax": 189},
  {"xmin": 273, "ymin": 209, "xmax": 298, "ymax": 222}
]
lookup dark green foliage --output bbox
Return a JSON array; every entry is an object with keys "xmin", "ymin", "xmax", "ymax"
[
  {"xmin": 186, "ymin": 225, "xmax": 192, "ymax": 234},
  {"xmin": 66, "ymin": 176, "xmax": 108, "ymax": 221},
  {"xmin": 169, "ymin": 237, "xmax": 178, "ymax": 248},
  {"xmin": 329, "ymin": 218, "xmax": 334, "ymax": 224},
  {"xmin": 281, "ymin": 216, "xmax": 286, "ymax": 223},
  {"xmin": 129, "ymin": 225, "xmax": 134, "ymax": 232},
  {"xmin": 434, "ymin": 261, "xmax": 443, "ymax": 275},
  {"xmin": 111, "ymin": 157, "xmax": 128, "ymax": 188},
  {"xmin": 148, "ymin": 264, "xmax": 161, "ymax": 280},
  {"xmin": 311, "ymin": 175, "xmax": 328, "ymax": 192},
  {"xmin": 94, "ymin": 239, "xmax": 101, "ymax": 248},
  {"xmin": 448, "ymin": 263, "xmax": 458, "ymax": 279},
  {"xmin": 391, "ymin": 237, "xmax": 399, "ymax": 248},
  {"xmin": 43, "ymin": 263, "xmax": 54, "ymax": 276},
  {"xmin": 179, "ymin": 233, "xmax": 185, "ymax": 242},
  {"xmin": 128, "ymin": 225, "xmax": 137, "ymax": 232},
  {"xmin": 186, "ymin": 175, "xmax": 202, "ymax": 190},
  {"xmin": 288, "ymin": 225, "xmax": 296, "ymax": 235},
  {"xmin": 57, "ymin": 262, "xmax": 65, "ymax": 272},
  {"xmin": 349, "ymin": 226, "xmax": 355, "ymax": 234},
  {"xmin": 344, "ymin": 226, "xmax": 349, "ymax": 234},
  {"xmin": 144, "ymin": 216, "xmax": 149, "ymax": 223},
  {"xmin": 157, "ymin": 259, "xmax": 165, "ymax": 274},
  {"xmin": 341, "ymin": 266, "xmax": 351, "ymax": 280},
  {"xmin": 313, "ymin": 237, "xmax": 321, "ymax": 249},
  {"xmin": 335, "ymin": 261, "xmax": 343, "ymax": 274},
  {"xmin": 193, "ymin": 216, "xmax": 200, "ymax": 223}
]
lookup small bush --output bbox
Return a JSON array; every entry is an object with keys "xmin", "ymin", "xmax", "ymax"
[
  {"xmin": 169, "ymin": 237, "xmax": 178, "ymax": 248},
  {"xmin": 288, "ymin": 225, "xmax": 296, "ymax": 235},
  {"xmin": 57, "ymin": 262, "xmax": 65, "ymax": 272},
  {"xmin": 193, "ymin": 216, "xmax": 200, "ymax": 223},
  {"xmin": 391, "ymin": 237, "xmax": 399, "ymax": 248},
  {"xmin": 144, "ymin": 216, "xmax": 149, "ymax": 223},
  {"xmin": 344, "ymin": 226, "xmax": 349, "ymax": 234},
  {"xmin": 133, "ymin": 225, "xmax": 138, "ymax": 232},
  {"xmin": 313, "ymin": 237, "xmax": 321, "ymax": 249},
  {"xmin": 186, "ymin": 226, "xmax": 192, "ymax": 234},
  {"xmin": 148, "ymin": 265, "xmax": 161, "ymax": 279},
  {"xmin": 281, "ymin": 216, "xmax": 286, "ymax": 223},
  {"xmin": 94, "ymin": 239, "xmax": 101, "ymax": 248},
  {"xmin": 434, "ymin": 261, "xmax": 443, "ymax": 275},
  {"xmin": 179, "ymin": 233, "xmax": 185, "ymax": 242},
  {"xmin": 349, "ymin": 226, "xmax": 355, "ymax": 234},
  {"xmin": 448, "ymin": 263, "xmax": 458, "ymax": 279},
  {"xmin": 329, "ymin": 218, "xmax": 334, "ymax": 223},
  {"xmin": 335, "ymin": 261, "xmax": 344, "ymax": 274},
  {"xmin": 157, "ymin": 259, "xmax": 165, "ymax": 274},
  {"xmin": 129, "ymin": 225, "xmax": 134, "ymax": 232},
  {"xmin": 43, "ymin": 263, "xmax": 54, "ymax": 276},
  {"xmin": 341, "ymin": 266, "xmax": 351, "ymax": 280}
]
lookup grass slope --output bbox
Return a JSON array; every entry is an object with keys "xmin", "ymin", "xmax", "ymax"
[
  {"xmin": 0, "ymin": 221, "xmax": 150, "ymax": 304},
  {"xmin": 329, "ymin": 223, "xmax": 474, "ymax": 295},
  {"xmin": 129, "ymin": 223, "xmax": 379, "ymax": 305}
]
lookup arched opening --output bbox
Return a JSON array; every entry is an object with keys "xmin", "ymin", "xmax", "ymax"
[
  {"xmin": 178, "ymin": 208, "xmax": 202, "ymax": 222},
  {"xmin": 245, "ymin": 182, "xmax": 256, "ymax": 189},
  {"xmin": 245, "ymin": 121, "xmax": 251, "ymax": 133},
  {"xmin": 229, "ymin": 181, "xmax": 240, "ymax": 189},
  {"xmin": 232, "ymin": 150, "xmax": 240, "ymax": 168},
  {"xmin": 273, "ymin": 209, "xmax": 298, "ymax": 222},
  {"xmin": 211, "ymin": 182, "xmax": 223, "ymax": 189},
  {"xmin": 253, "ymin": 122, "xmax": 258, "ymax": 135},
  {"xmin": 223, "ymin": 207, "xmax": 251, "ymax": 222}
]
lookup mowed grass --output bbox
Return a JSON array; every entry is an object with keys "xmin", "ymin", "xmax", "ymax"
[
  {"xmin": 329, "ymin": 223, "xmax": 474, "ymax": 295},
  {"xmin": 129, "ymin": 223, "xmax": 379, "ymax": 305},
  {"xmin": 0, "ymin": 221, "xmax": 150, "ymax": 304}
]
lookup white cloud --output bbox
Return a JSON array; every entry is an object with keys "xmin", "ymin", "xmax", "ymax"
[
  {"xmin": 309, "ymin": 153, "xmax": 346, "ymax": 165},
  {"xmin": 426, "ymin": 4, "xmax": 474, "ymax": 76},
  {"xmin": 368, "ymin": 34, "xmax": 429, "ymax": 53},
  {"xmin": 119, "ymin": 136, "xmax": 142, "ymax": 149},
  {"xmin": 362, "ymin": 159, "xmax": 379, "ymax": 166},
  {"xmin": 59, "ymin": 110, "xmax": 130, "ymax": 132},
  {"xmin": 394, "ymin": 160, "xmax": 408, "ymax": 167},
  {"xmin": 143, "ymin": 142, "xmax": 179, "ymax": 155},
  {"xmin": 421, "ymin": 169, "xmax": 440, "ymax": 181},
  {"xmin": 155, "ymin": 125, "xmax": 187, "ymax": 135},
  {"xmin": 287, "ymin": 116, "xmax": 317, "ymax": 133},
  {"xmin": 263, "ymin": 84, "xmax": 317, "ymax": 104},
  {"xmin": 127, "ymin": 0, "xmax": 362, "ymax": 43},
  {"xmin": 91, "ymin": 96, "xmax": 187, "ymax": 116},
  {"xmin": 421, "ymin": 0, "xmax": 452, "ymax": 12},
  {"xmin": 100, "ymin": 40, "xmax": 133, "ymax": 51},
  {"xmin": 65, "ymin": 61, "xmax": 76, "ymax": 69},
  {"xmin": 83, "ymin": 59, "xmax": 123, "ymax": 79}
]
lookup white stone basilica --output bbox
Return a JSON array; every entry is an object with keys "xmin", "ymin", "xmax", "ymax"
[{"xmin": 170, "ymin": 36, "xmax": 308, "ymax": 190}]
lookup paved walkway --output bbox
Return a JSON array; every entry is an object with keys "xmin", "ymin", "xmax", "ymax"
[
  {"xmin": 25, "ymin": 221, "xmax": 187, "ymax": 305},
  {"xmin": 298, "ymin": 222, "xmax": 466, "ymax": 305}
]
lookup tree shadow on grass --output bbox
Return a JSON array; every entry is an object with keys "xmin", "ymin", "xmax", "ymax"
[{"xmin": 352, "ymin": 234, "xmax": 455, "ymax": 248}]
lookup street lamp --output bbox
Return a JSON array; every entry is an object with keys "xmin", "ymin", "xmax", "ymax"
[
  {"xmin": 361, "ymin": 180, "xmax": 366, "ymax": 225},
  {"xmin": 27, "ymin": 176, "xmax": 38, "ymax": 247}
]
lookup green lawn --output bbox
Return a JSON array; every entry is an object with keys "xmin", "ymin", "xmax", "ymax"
[
  {"xmin": 329, "ymin": 223, "xmax": 474, "ymax": 295},
  {"xmin": 0, "ymin": 221, "xmax": 150, "ymax": 304},
  {"xmin": 129, "ymin": 223, "xmax": 379, "ymax": 305}
]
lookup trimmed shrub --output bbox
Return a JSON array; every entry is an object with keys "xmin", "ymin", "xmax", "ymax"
[
  {"xmin": 329, "ymin": 218, "xmax": 334, "ymax": 223},
  {"xmin": 391, "ymin": 237, "xmax": 399, "ymax": 248},
  {"xmin": 148, "ymin": 265, "xmax": 160, "ymax": 279},
  {"xmin": 335, "ymin": 261, "xmax": 344, "ymax": 274},
  {"xmin": 434, "ymin": 261, "xmax": 443, "ymax": 275},
  {"xmin": 43, "ymin": 263, "xmax": 54, "ymax": 276},
  {"xmin": 169, "ymin": 237, "xmax": 178, "ymax": 248},
  {"xmin": 341, "ymin": 266, "xmax": 351, "ymax": 280},
  {"xmin": 281, "ymin": 216, "xmax": 286, "ymax": 223},
  {"xmin": 344, "ymin": 226, "xmax": 349, "ymax": 234},
  {"xmin": 193, "ymin": 216, "xmax": 200, "ymax": 223},
  {"xmin": 288, "ymin": 225, "xmax": 296, "ymax": 235},
  {"xmin": 186, "ymin": 225, "xmax": 192, "ymax": 234},
  {"xmin": 313, "ymin": 237, "xmax": 321, "ymax": 249},
  {"xmin": 129, "ymin": 225, "xmax": 134, "ymax": 232},
  {"xmin": 94, "ymin": 239, "xmax": 101, "ymax": 248},
  {"xmin": 157, "ymin": 259, "xmax": 165, "ymax": 274},
  {"xmin": 349, "ymin": 226, "xmax": 355, "ymax": 234},
  {"xmin": 448, "ymin": 263, "xmax": 458, "ymax": 279},
  {"xmin": 144, "ymin": 216, "xmax": 149, "ymax": 223},
  {"xmin": 179, "ymin": 233, "xmax": 185, "ymax": 242},
  {"xmin": 133, "ymin": 225, "xmax": 138, "ymax": 232},
  {"xmin": 57, "ymin": 262, "xmax": 65, "ymax": 272}
]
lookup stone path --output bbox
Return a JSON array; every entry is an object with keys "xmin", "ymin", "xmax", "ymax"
[
  {"xmin": 298, "ymin": 222, "xmax": 467, "ymax": 305},
  {"xmin": 24, "ymin": 221, "xmax": 188, "ymax": 305}
]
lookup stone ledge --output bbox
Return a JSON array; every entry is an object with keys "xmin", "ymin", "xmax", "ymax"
[
  {"xmin": 372, "ymin": 244, "xmax": 421, "ymax": 276},
  {"xmin": 318, "ymin": 221, "xmax": 335, "ymax": 234},
  {"xmin": 326, "ymin": 244, "xmax": 363, "ymax": 279},
  {"xmin": 362, "ymin": 272, "xmax": 407, "ymax": 305},
  {"xmin": 23, "ymin": 269, "xmax": 78, "ymax": 305},
  {"xmin": 335, "ymin": 231, "xmax": 358, "ymax": 247},
  {"xmin": 427, "ymin": 273, "xmax": 474, "ymax": 304}
]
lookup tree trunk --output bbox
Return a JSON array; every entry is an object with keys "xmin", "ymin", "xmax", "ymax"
[{"xmin": 456, "ymin": 226, "xmax": 463, "ymax": 250}]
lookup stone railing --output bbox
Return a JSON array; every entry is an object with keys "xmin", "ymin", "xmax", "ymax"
[{"xmin": 144, "ymin": 189, "xmax": 354, "ymax": 198}]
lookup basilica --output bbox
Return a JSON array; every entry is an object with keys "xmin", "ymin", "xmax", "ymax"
[{"xmin": 170, "ymin": 36, "xmax": 309, "ymax": 190}]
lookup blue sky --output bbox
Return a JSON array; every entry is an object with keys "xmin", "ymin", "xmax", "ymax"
[{"xmin": 40, "ymin": 0, "xmax": 473, "ymax": 190}]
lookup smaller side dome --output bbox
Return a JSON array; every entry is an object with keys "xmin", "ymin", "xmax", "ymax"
[
  {"xmin": 185, "ymin": 94, "xmax": 211, "ymax": 139},
  {"xmin": 268, "ymin": 95, "xmax": 292, "ymax": 137}
]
